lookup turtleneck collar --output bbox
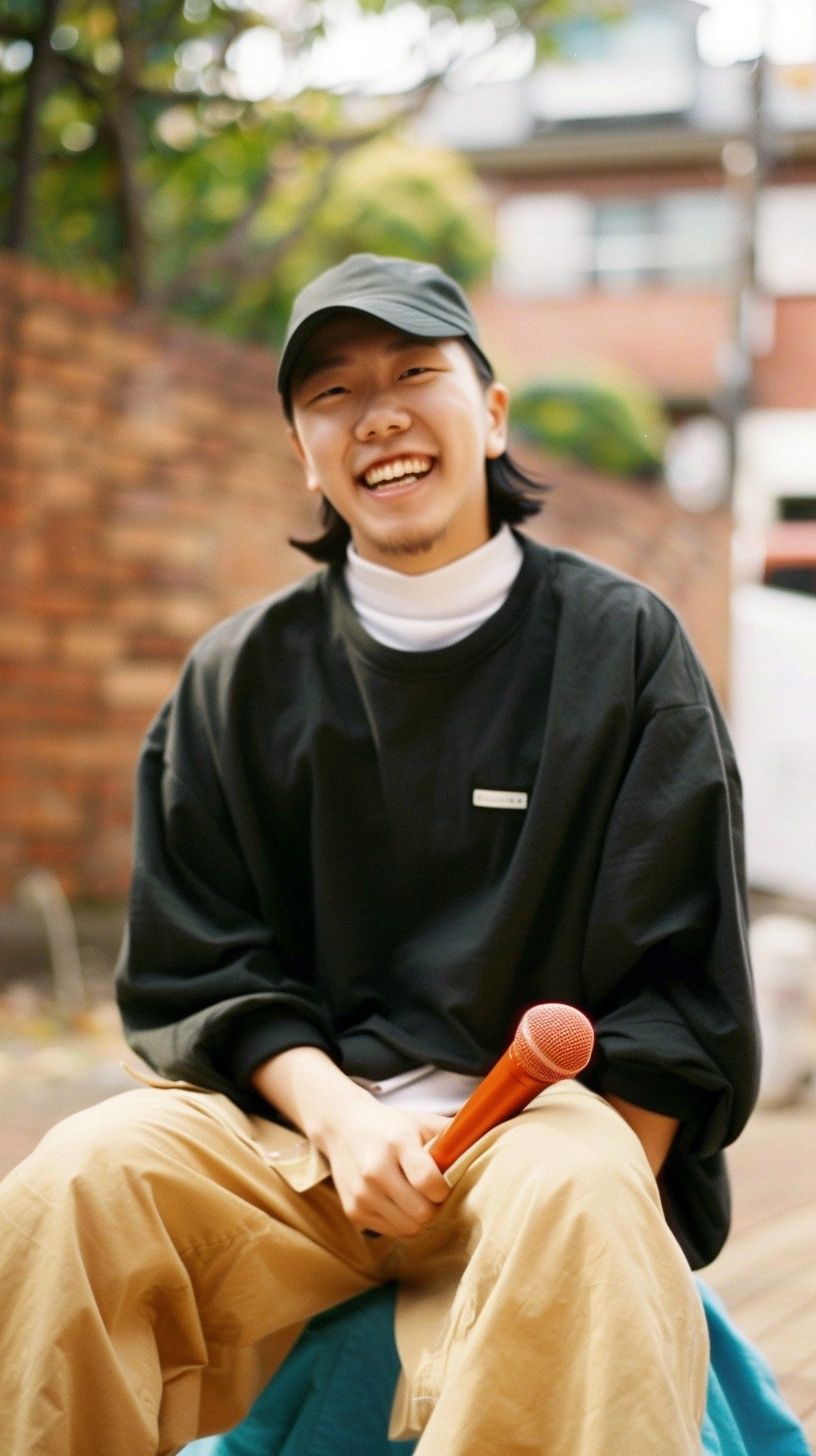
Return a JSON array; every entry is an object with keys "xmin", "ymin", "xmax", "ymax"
[{"xmin": 344, "ymin": 525, "xmax": 524, "ymax": 652}]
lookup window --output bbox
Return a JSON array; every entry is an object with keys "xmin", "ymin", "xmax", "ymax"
[
  {"xmin": 496, "ymin": 189, "xmax": 740, "ymax": 295},
  {"xmin": 757, "ymin": 186, "xmax": 816, "ymax": 295},
  {"xmin": 494, "ymin": 193, "xmax": 594, "ymax": 296}
]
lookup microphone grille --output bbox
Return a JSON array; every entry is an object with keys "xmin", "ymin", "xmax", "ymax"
[{"xmin": 512, "ymin": 1003, "xmax": 595, "ymax": 1083}]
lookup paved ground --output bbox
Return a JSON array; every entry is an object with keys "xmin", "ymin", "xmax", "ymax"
[{"xmin": 1, "ymin": 985, "xmax": 815, "ymax": 1446}]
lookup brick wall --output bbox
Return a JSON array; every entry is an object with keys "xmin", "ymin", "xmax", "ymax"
[
  {"xmin": 0, "ymin": 255, "xmax": 314, "ymax": 902},
  {"xmin": 0, "ymin": 254, "xmax": 732, "ymax": 904}
]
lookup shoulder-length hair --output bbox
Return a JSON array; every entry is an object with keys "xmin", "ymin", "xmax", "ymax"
[{"xmin": 286, "ymin": 340, "xmax": 549, "ymax": 564}]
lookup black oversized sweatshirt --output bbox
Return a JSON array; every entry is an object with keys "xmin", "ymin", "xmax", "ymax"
[{"xmin": 116, "ymin": 534, "xmax": 760, "ymax": 1268}]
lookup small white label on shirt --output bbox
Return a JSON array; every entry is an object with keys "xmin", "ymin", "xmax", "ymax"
[{"xmin": 472, "ymin": 788, "xmax": 528, "ymax": 810}]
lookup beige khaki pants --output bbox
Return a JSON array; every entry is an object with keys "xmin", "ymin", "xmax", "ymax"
[{"xmin": 0, "ymin": 1077, "xmax": 707, "ymax": 1456}]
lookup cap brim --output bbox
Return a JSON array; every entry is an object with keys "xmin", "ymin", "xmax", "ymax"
[{"xmin": 277, "ymin": 297, "xmax": 473, "ymax": 401}]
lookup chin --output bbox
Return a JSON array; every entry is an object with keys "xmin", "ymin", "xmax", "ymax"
[{"xmin": 365, "ymin": 525, "xmax": 449, "ymax": 561}]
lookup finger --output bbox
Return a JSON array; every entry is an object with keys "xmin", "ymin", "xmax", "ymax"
[
  {"xmin": 348, "ymin": 1191, "xmax": 428, "ymax": 1239},
  {"xmin": 340, "ymin": 1160, "xmax": 437, "ymax": 1236},
  {"xmin": 399, "ymin": 1141, "xmax": 451, "ymax": 1205}
]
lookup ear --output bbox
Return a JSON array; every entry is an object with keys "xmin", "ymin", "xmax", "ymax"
[
  {"xmin": 287, "ymin": 425, "xmax": 322, "ymax": 492},
  {"xmin": 484, "ymin": 381, "xmax": 510, "ymax": 460}
]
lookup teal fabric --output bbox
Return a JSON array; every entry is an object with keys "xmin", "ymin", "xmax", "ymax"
[
  {"xmin": 182, "ymin": 1281, "xmax": 811, "ymax": 1456},
  {"xmin": 698, "ymin": 1282, "xmax": 811, "ymax": 1456},
  {"xmin": 182, "ymin": 1287, "xmax": 414, "ymax": 1456}
]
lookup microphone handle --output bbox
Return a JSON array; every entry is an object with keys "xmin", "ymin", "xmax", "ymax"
[{"xmin": 430, "ymin": 1048, "xmax": 546, "ymax": 1174}]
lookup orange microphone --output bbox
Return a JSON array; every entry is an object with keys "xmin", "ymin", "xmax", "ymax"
[{"xmin": 430, "ymin": 1003, "xmax": 595, "ymax": 1173}]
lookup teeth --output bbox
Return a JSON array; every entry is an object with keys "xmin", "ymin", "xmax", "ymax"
[{"xmin": 363, "ymin": 457, "xmax": 432, "ymax": 488}]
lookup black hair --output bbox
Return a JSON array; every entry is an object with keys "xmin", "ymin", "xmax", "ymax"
[{"xmin": 286, "ymin": 338, "xmax": 549, "ymax": 564}]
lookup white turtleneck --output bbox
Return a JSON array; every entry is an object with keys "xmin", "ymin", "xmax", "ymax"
[{"xmin": 344, "ymin": 524, "xmax": 524, "ymax": 652}]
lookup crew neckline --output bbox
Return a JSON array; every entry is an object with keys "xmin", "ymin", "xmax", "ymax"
[{"xmin": 328, "ymin": 531, "xmax": 546, "ymax": 679}]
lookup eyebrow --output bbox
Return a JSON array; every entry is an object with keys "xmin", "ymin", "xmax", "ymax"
[{"xmin": 294, "ymin": 335, "xmax": 442, "ymax": 393}]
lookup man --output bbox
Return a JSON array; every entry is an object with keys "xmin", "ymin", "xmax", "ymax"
[{"xmin": 0, "ymin": 254, "xmax": 759, "ymax": 1456}]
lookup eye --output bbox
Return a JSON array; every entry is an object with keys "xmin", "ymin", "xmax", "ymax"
[
  {"xmin": 400, "ymin": 365, "xmax": 435, "ymax": 380},
  {"xmin": 311, "ymin": 383, "xmax": 348, "ymax": 403}
]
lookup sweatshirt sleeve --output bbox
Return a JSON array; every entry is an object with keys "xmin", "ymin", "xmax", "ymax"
[
  {"xmin": 115, "ymin": 694, "xmax": 340, "ymax": 1103},
  {"xmin": 575, "ymin": 606, "xmax": 761, "ymax": 1265},
  {"xmin": 582, "ymin": 692, "xmax": 760, "ymax": 1151}
]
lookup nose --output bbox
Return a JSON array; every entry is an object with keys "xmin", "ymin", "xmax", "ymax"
[{"xmin": 354, "ymin": 393, "xmax": 411, "ymax": 442}]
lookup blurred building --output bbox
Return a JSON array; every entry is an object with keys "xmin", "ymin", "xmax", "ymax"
[
  {"xmin": 417, "ymin": 0, "xmax": 816, "ymax": 904},
  {"xmin": 417, "ymin": 0, "xmax": 816, "ymax": 414}
]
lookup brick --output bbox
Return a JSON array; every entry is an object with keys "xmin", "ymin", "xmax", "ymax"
[
  {"xmin": 0, "ymin": 467, "xmax": 41, "ymax": 503},
  {"xmin": 156, "ymin": 461, "xmax": 212, "ymax": 498},
  {"xmin": 0, "ymin": 617, "xmax": 49, "ymax": 659},
  {"xmin": 109, "ymin": 591, "xmax": 214, "ymax": 635},
  {"xmin": 7, "ymin": 255, "xmax": 121, "ymax": 317},
  {"xmin": 9, "ymin": 537, "xmax": 48, "ymax": 584},
  {"xmin": 150, "ymin": 563, "xmax": 212, "ymax": 593},
  {"xmin": 17, "ymin": 350, "xmax": 111, "ymax": 399},
  {"xmin": 111, "ymin": 413, "xmax": 191, "ymax": 460},
  {"xmin": 117, "ymin": 491, "xmax": 213, "ymax": 528},
  {"xmin": 84, "ymin": 324, "xmax": 157, "ymax": 372},
  {"xmin": 105, "ymin": 522, "xmax": 214, "ymax": 571},
  {"xmin": 112, "ymin": 488, "xmax": 173, "ymax": 521},
  {"xmin": 15, "ymin": 734, "xmax": 139, "ymax": 772},
  {"xmin": 102, "ymin": 663, "xmax": 178, "ymax": 710},
  {"xmin": 84, "ymin": 821, "xmax": 134, "ymax": 875},
  {"xmin": 95, "ymin": 783, "xmax": 135, "ymax": 822},
  {"xmin": 20, "ymin": 307, "xmax": 84, "ymax": 357},
  {"xmin": 128, "ymin": 631, "xmax": 192, "ymax": 662},
  {"xmin": 51, "ymin": 555, "xmax": 143, "ymax": 591},
  {"xmin": 15, "ymin": 384, "xmax": 104, "ymax": 434},
  {"xmin": 14, "ymin": 427, "xmax": 83, "ymax": 468},
  {"xmin": 221, "ymin": 454, "xmax": 279, "ymax": 499},
  {"xmin": 0, "ymin": 699, "xmax": 105, "ymax": 733},
  {"xmin": 99, "ymin": 454, "xmax": 152, "ymax": 485},
  {"xmin": 0, "ymin": 698, "xmax": 60, "ymax": 729},
  {"xmin": 40, "ymin": 472, "xmax": 98, "ymax": 510},
  {"xmin": 230, "ymin": 410, "xmax": 281, "ymax": 451},
  {"xmin": 2, "ymin": 663, "xmax": 98, "ymax": 698},
  {"xmin": 218, "ymin": 536, "xmax": 281, "ymax": 587},
  {"xmin": 59, "ymin": 623, "xmax": 125, "ymax": 666},
  {"xmin": 164, "ymin": 387, "xmax": 229, "ymax": 431},
  {"xmin": 19, "ymin": 587, "xmax": 99, "ymax": 622},
  {"xmin": 105, "ymin": 705, "xmax": 159, "ymax": 736},
  {"xmin": 2, "ymin": 786, "xmax": 85, "ymax": 835}
]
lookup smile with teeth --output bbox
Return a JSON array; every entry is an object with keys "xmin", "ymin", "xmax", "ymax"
[{"xmin": 361, "ymin": 456, "xmax": 434, "ymax": 490}]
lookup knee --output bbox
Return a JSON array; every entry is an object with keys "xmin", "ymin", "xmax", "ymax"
[
  {"xmin": 473, "ymin": 1115, "xmax": 662, "ymax": 1259},
  {"xmin": 7, "ymin": 1090, "xmax": 172, "ymax": 1213},
  {"xmin": 523, "ymin": 1143, "xmax": 653, "ymax": 1234}
]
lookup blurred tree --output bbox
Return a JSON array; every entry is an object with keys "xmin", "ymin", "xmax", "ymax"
[
  {"xmin": 0, "ymin": 0, "xmax": 627, "ymax": 340},
  {"xmin": 511, "ymin": 367, "xmax": 669, "ymax": 479}
]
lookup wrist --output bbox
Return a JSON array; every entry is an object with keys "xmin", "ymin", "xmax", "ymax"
[{"xmin": 252, "ymin": 1045, "xmax": 371, "ymax": 1146}]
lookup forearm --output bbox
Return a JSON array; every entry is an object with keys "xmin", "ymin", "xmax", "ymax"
[
  {"xmin": 251, "ymin": 1045, "xmax": 370, "ymax": 1150},
  {"xmin": 604, "ymin": 1094, "xmax": 679, "ymax": 1177}
]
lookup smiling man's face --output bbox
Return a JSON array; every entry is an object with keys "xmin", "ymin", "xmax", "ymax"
[{"xmin": 288, "ymin": 313, "xmax": 509, "ymax": 573}]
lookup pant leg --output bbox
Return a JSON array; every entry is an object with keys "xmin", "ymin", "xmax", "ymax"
[
  {"xmin": 393, "ymin": 1082, "xmax": 708, "ymax": 1456},
  {"xmin": 0, "ymin": 1085, "xmax": 390, "ymax": 1456}
]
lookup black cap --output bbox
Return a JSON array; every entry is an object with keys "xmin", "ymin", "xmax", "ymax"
[{"xmin": 277, "ymin": 253, "xmax": 493, "ymax": 406}]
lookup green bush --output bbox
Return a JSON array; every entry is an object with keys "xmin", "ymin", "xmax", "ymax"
[{"xmin": 510, "ymin": 369, "xmax": 669, "ymax": 480}]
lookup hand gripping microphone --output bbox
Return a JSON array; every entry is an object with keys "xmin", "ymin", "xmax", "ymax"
[{"xmin": 430, "ymin": 1003, "xmax": 595, "ymax": 1173}]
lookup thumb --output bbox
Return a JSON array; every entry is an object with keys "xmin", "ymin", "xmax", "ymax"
[{"xmin": 419, "ymin": 1114, "xmax": 452, "ymax": 1145}]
